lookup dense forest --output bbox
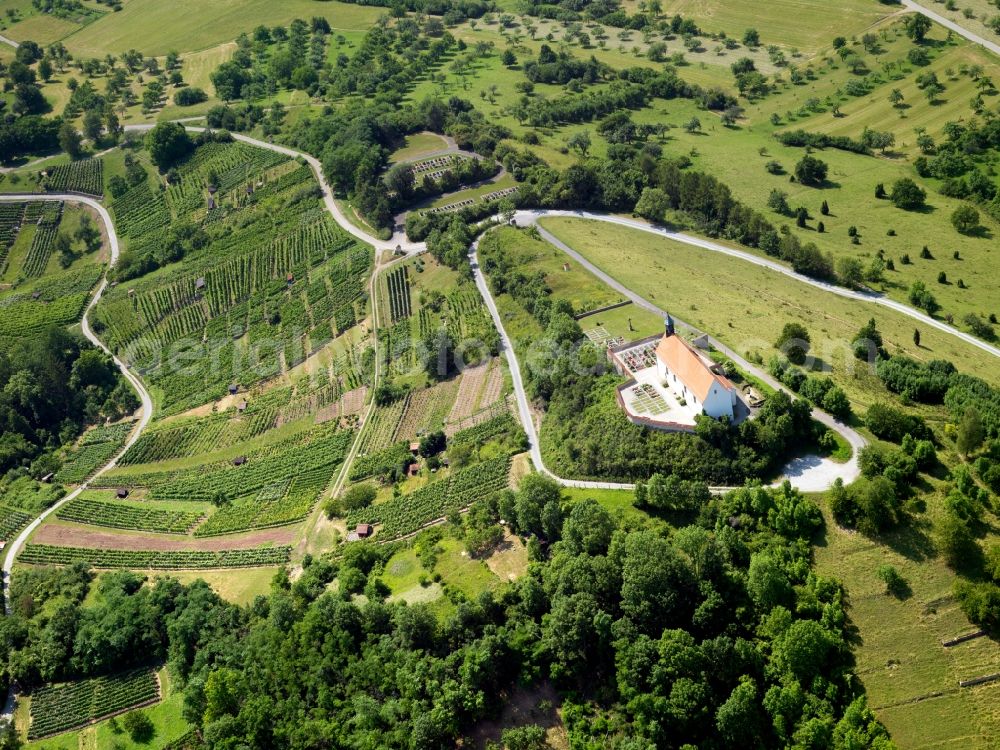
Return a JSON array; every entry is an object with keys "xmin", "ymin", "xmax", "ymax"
[
  {"xmin": 0, "ymin": 477, "xmax": 892, "ymax": 749},
  {"xmin": 0, "ymin": 327, "xmax": 137, "ymax": 478}
]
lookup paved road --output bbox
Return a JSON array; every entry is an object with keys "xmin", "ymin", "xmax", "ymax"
[
  {"xmin": 472, "ymin": 219, "xmax": 865, "ymax": 494},
  {"xmin": 0, "ymin": 194, "xmax": 154, "ymax": 724},
  {"xmin": 902, "ymin": 0, "xmax": 1000, "ymax": 57},
  {"xmin": 0, "ymin": 33, "xmax": 18, "ymax": 49}
]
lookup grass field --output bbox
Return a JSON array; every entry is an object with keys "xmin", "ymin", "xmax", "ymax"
[
  {"xmin": 4, "ymin": 14, "xmax": 84, "ymax": 45},
  {"xmin": 61, "ymin": 0, "xmax": 384, "ymax": 57},
  {"xmin": 814, "ymin": 503, "xmax": 1000, "ymax": 749},
  {"xmin": 537, "ymin": 217, "xmax": 1000, "ymax": 409},
  {"xmin": 652, "ymin": 0, "xmax": 895, "ymax": 53},
  {"xmin": 389, "ymin": 132, "xmax": 451, "ymax": 164}
]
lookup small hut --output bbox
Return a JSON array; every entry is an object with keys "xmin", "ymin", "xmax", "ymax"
[
  {"xmin": 409, "ymin": 441, "xmax": 420, "ymax": 455},
  {"xmin": 207, "ymin": 196, "xmax": 216, "ymax": 209},
  {"xmin": 236, "ymin": 400, "xmax": 248, "ymax": 413},
  {"xmin": 40, "ymin": 473, "xmax": 54, "ymax": 484},
  {"xmin": 31, "ymin": 291, "xmax": 41, "ymax": 300},
  {"xmin": 407, "ymin": 463, "xmax": 420, "ymax": 478},
  {"xmin": 116, "ymin": 488, "xmax": 129, "ymax": 499},
  {"xmin": 233, "ymin": 456, "xmax": 247, "ymax": 467},
  {"xmin": 195, "ymin": 277, "xmax": 206, "ymax": 291},
  {"xmin": 286, "ymin": 272, "xmax": 294, "ymax": 285},
  {"xmin": 228, "ymin": 384, "xmax": 239, "ymax": 396},
  {"xmin": 355, "ymin": 524, "xmax": 373, "ymax": 539}
]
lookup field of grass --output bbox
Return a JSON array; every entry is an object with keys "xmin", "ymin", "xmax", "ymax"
[
  {"xmin": 538, "ymin": 217, "xmax": 1000, "ymax": 409},
  {"xmin": 814, "ymin": 502, "xmax": 1000, "ymax": 749},
  {"xmin": 155, "ymin": 568, "xmax": 278, "ymax": 605},
  {"xmin": 653, "ymin": 0, "xmax": 895, "ymax": 53},
  {"xmin": 903, "ymin": 0, "xmax": 1000, "ymax": 51},
  {"xmin": 61, "ymin": 0, "xmax": 384, "ymax": 57},
  {"xmin": 389, "ymin": 132, "xmax": 451, "ymax": 164},
  {"xmin": 4, "ymin": 14, "xmax": 83, "ymax": 45}
]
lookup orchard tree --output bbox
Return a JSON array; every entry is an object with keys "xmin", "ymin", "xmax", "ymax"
[
  {"xmin": 58, "ymin": 121, "xmax": 82, "ymax": 158},
  {"xmin": 634, "ymin": 187, "xmax": 670, "ymax": 222},
  {"xmin": 905, "ymin": 13, "xmax": 932, "ymax": 43},
  {"xmin": 889, "ymin": 178, "xmax": 926, "ymax": 210},
  {"xmin": 794, "ymin": 155, "xmax": 827, "ymax": 186},
  {"xmin": 775, "ymin": 322, "xmax": 811, "ymax": 364},
  {"xmin": 951, "ymin": 204, "xmax": 980, "ymax": 234}
]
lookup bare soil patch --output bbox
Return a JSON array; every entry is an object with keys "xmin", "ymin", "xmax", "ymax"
[
  {"xmin": 34, "ymin": 524, "xmax": 295, "ymax": 551},
  {"xmin": 484, "ymin": 532, "xmax": 529, "ymax": 581},
  {"xmin": 468, "ymin": 682, "xmax": 568, "ymax": 750}
]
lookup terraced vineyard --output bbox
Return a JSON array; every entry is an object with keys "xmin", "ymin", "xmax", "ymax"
[
  {"xmin": 21, "ymin": 201, "xmax": 63, "ymax": 278},
  {"xmin": 56, "ymin": 497, "xmax": 205, "ymax": 534},
  {"xmin": 356, "ymin": 397, "xmax": 407, "ymax": 454},
  {"xmin": 0, "ymin": 506, "xmax": 34, "ymax": 542},
  {"xmin": 346, "ymin": 454, "xmax": 511, "ymax": 539},
  {"xmin": 96, "ymin": 142, "xmax": 372, "ymax": 414},
  {"xmin": 0, "ymin": 202, "xmax": 24, "ymax": 268},
  {"xmin": 18, "ymin": 545, "xmax": 292, "ymax": 569},
  {"xmin": 58, "ymin": 421, "xmax": 134, "ymax": 483},
  {"xmin": 42, "ymin": 158, "xmax": 104, "ymax": 196},
  {"xmin": 111, "ymin": 182, "xmax": 170, "ymax": 238},
  {"xmin": 385, "ymin": 265, "xmax": 411, "ymax": 323},
  {"xmin": 0, "ymin": 265, "xmax": 103, "ymax": 338},
  {"xmin": 28, "ymin": 669, "xmax": 160, "ymax": 740}
]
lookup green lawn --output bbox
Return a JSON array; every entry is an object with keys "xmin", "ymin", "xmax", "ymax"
[
  {"xmin": 389, "ymin": 132, "xmax": 451, "ymax": 164},
  {"xmin": 61, "ymin": 0, "xmax": 384, "ymax": 57},
  {"xmin": 538, "ymin": 217, "xmax": 1000, "ymax": 410}
]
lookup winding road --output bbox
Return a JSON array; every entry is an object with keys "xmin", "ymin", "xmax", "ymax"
[
  {"xmin": 0, "ymin": 193, "xmax": 153, "ymax": 723},
  {"xmin": 902, "ymin": 0, "xmax": 1000, "ymax": 57}
]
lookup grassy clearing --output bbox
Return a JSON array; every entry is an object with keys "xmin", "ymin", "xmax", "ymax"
[
  {"xmin": 62, "ymin": 0, "xmax": 383, "ymax": 57},
  {"xmin": 389, "ymin": 132, "xmax": 451, "ymax": 163},
  {"xmin": 538, "ymin": 217, "xmax": 1000, "ymax": 409},
  {"xmin": 902, "ymin": 0, "xmax": 1000, "ymax": 51},
  {"xmin": 155, "ymin": 568, "xmax": 278, "ymax": 605}
]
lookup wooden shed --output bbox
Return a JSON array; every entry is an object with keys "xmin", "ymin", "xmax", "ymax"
[
  {"xmin": 229, "ymin": 384, "xmax": 239, "ymax": 395},
  {"xmin": 116, "ymin": 488, "xmax": 129, "ymax": 499},
  {"xmin": 233, "ymin": 456, "xmax": 247, "ymax": 466},
  {"xmin": 355, "ymin": 524, "xmax": 373, "ymax": 539},
  {"xmin": 195, "ymin": 277, "xmax": 206, "ymax": 291}
]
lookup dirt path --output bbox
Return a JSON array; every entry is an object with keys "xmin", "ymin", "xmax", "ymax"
[{"xmin": 33, "ymin": 524, "xmax": 295, "ymax": 551}]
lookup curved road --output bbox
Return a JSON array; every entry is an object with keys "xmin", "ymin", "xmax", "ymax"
[
  {"xmin": 902, "ymin": 0, "xmax": 1000, "ymax": 57},
  {"xmin": 0, "ymin": 193, "xmax": 154, "ymax": 723},
  {"xmin": 471, "ymin": 222, "xmax": 866, "ymax": 495}
]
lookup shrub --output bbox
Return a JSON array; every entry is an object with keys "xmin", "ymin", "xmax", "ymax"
[
  {"xmin": 775, "ymin": 322, "xmax": 810, "ymax": 364},
  {"xmin": 174, "ymin": 87, "xmax": 208, "ymax": 106},
  {"xmin": 951, "ymin": 204, "xmax": 980, "ymax": 234},
  {"xmin": 889, "ymin": 178, "xmax": 926, "ymax": 210},
  {"xmin": 794, "ymin": 155, "xmax": 828, "ymax": 186}
]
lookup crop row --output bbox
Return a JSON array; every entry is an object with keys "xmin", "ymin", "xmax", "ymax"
[
  {"xmin": 112, "ymin": 182, "xmax": 170, "ymax": 238},
  {"xmin": 349, "ymin": 441, "xmax": 412, "ymax": 481},
  {"xmin": 58, "ymin": 421, "xmax": 133, "ymax": 483},
  {"xmin": 357, "ymin": 398, "xmax": 408, "ymax": 454},
  {"xmin": 347, "ymin": 454, "xmax": 511, "ymax": 539},
  {"xmin": 449, "ymin": 410, "xmax": 519, "ymax": 446},
  {"xmin": 56, "ymin": 498, "xmax": 205, "ymax": 534},
  {"xmin": 42, "ymin": 158, "xmax": 104, "ymax": 196},
  {"xmin": 385, "ymin": 265, "xmax": 411, "ymax": 323},
  {"xmin": 19, "ymin": 544, "xmax": 292, "ymax": 569},
  {"xmin": 28, "ymin": 668, "xmax": 159, "ymax": 740},
  {"xmin": 0, "ymin": 505, "xmax": 33, "ymax": 542}
]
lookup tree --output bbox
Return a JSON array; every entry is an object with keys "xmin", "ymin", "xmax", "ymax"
[
  {"xmin": 908, "ymin": 281, "xmax": 940, "ymax": 315},
  {"xmin": 58, "ymin": 121, "xmax": 82, "ymax": 159},
  {"xmin": 951, "ymin": 204, "xmax": 980, "ymax": 235},
  {"xmin": 37, "ymin": 57, "xmax": 52, "ymax": 82},
  {"xmin": 501, "ymin": 49, "xmax": 517, "ymax": 67},
  {"xmin": 775, "ymin": 322, "xmax": 811, "ymax": 364},
  {"xmin": 743, "ymin": 28, "xmax": 760, "ymax": 47},
  {"xmin": 767, "ymin": 189, "xmax": 790, "ymax": 215},
  {"xmin": 121, "ymin": 710, "xmax": 154, "ymax": 743},
  {"xmin": 145, "ymin": 122, "xmax": 193, "ymax": 171},
  {"xmin": 634, "ymin": 187, "xmax": 670, "ymax": 222},
  {"xmin": 419, "ymin": 430, "xmax": 446, "ymax": 457},
  {"xmin": 837, "ymin": 257, "xmax": 864, "ymax": 288},
  {"xmin": 876, "ymin": 564, "xmax": 908, "ymax": 597},
  {"xmin": 794, "ymin": 155, "xmax": 827, "ymax": 186},
  {"xmin": 956, "ymin": 408, "xmax": 984, "ymax": 457},
  {"xmin": 913, "ymin": 328, "xmax": 921, "ymax": 347},
  {"xmin": 820, "ymin": 199, "xmax": 829, "ymax": 215},
  {"xmin": 889, "ymin": 88, "xmax": 904, "ymax": 107},
  {"xmin": 566, "ymin": 130, "xmax": 591, "ymax": 156},
  {"xmin": 683, "ymin": 117, "xmax": 701, "ymax": 133},
  {"xmin": 82, "ymin": 110, "xmax": 103, "ymax": 142},
  {"xmin": 889, "ymin": 178, "xmax": 926, "ymax": 210},
  {"xmin": 905, "ymin": 13, "xmax": 932, "ymax": 42}
]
